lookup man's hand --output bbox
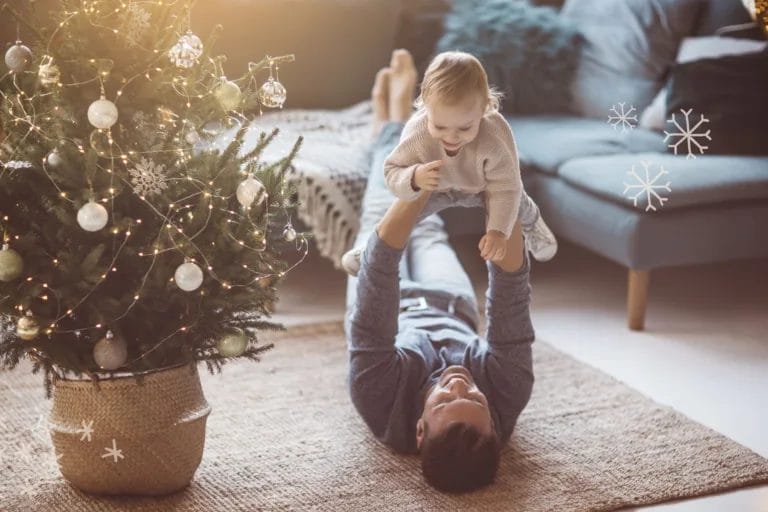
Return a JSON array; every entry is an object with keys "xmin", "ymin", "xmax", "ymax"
[
  {"xmin": 479, "ymin": 230, "xmax": 507, "ymax": 262},
  {"xmin": 412, "ymin": 160, "xmax": 443, "ymax": 191}
]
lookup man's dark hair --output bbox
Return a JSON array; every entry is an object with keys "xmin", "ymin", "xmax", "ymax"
[{"xmin": 420, "ymin": 423, "xmax": 501, "ymax": 493}]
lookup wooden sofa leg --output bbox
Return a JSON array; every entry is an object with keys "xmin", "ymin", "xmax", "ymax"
[{"xmin": 627, "ymin": 269, "xmax": 650, "ymax": 331}]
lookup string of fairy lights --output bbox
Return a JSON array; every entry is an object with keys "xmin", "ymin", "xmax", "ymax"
[{"xmin": 0, "ymin": 0, "xmax": 309, "ymax": 372}]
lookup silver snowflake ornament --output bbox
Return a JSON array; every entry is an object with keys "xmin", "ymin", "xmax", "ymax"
[
  {"xmin": 664, "ymin": 108, "xmax": 711, "ymax": 159},
  {"xmin": 124, "ymin": 3, "xmax": 151, "ymax": 46},
  {"xmin": 623, "ymin": 161, "xmax": 671, "ymax": 212},
  {"xmin": 607, "ymin": 102, "xmax": 638, "ymax": 133},
  {"xmin": 128, "ymin": 157, "xmax": 168, "ymax": 197}
]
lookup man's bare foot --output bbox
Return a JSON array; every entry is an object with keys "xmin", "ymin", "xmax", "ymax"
[
  {"xmin": 371, "ymin": 67, "xmax": 391, "ymax": 139},
  {"xmin": 389, "ymin": 49, "xmax": 418, "ymax": 122}
]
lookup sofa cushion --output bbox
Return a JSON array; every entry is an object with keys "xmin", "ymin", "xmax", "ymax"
[
  {"xmin": 560, "ymin": 0, "xmax": 703, "ymax": 118},
  {"xmin": 666, "ymin": 50, "xmax": 768, "ymax": 156},
  {"xmin": 508, "ymin": 116, "xmax": 665, "ymax": 175},
  {"xmin": 558, "ymin": 153, "xmax": 768, "ymax": 211},
  {"xmin": 436, "ymin": 0, "xmax": 582, "ymax": 114},
  {"xmin": 639, "ymin": 36, "xmax": 768, "ymax": 131}
]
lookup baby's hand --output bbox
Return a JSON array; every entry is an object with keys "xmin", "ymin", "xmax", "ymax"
[
  {"xmin": 412, "ymin": 160, "xmax": 443, "ymax": 191},
  {"xmin": 479, "ymin": 230, "xmax": 507, "ymax": 262}
]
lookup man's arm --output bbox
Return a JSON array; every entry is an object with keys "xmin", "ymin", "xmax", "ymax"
[
  {"xmin": 347, "ymin": 194, "xmax": 432, "ymax": 444},
  {"xmin": 481, "ymin": 224, "xmax": 535, "ymax": 442}
]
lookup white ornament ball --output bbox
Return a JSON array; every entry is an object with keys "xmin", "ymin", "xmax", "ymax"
[
  {"xmin": 93, "ymin": 331, "xmax": 128, "ymax": 370},
  {"xmin": 175, "ymin": 261, "xmax": 204, "ymax": 292},
  {"xmin": 216, "ymin": 328, "xmax": 248, "ymax": 357},
  {"xmin": 283, "ymin": 225, "xmax": 297, "ymax": 242},
  {"xmin": 259, "ymin": 77, "xmax": 287, "ymax": 109},
  {"xmin": 77, "ymin": 201, "xmax": 109, "ymax": 232},
  {"xmin": 214, "ymin": 79, "xmax": 242, "ymax": 111},
  {"xmin": 0, "ymin": 244, "xmax": 24, "ymax": 282},
  {"xmin": 87, "ymin": 97, "xmax": 119, "ymax": 129},
  {"xmin": 46, "ymin": 149, "xmax": 63, "ymax": 168},
  {"xmin": 168, "ymin": 31, "xmax": 204, "ymax": 68},
  {"xmin": 236, "ymin": 176, "xmax": 267, "ymax": 207},
  {"xmin": 4, "ymin": 42, "xmax": 33, "ymax": 73}
]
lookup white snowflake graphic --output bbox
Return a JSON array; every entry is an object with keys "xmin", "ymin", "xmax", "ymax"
[
  {"xmin": 607, "ymin": 103, "xmax": 638, "ymax": 133},
  {"xmin": 664, "ymin": 108, "xmax": 711, "ymax": 159},
  {"xmin": 101, "ymin": 439, "xmax": 125, "ymax": 463},
  {"xmin": 128, "ymin": 157, "xmax": 168, "ymax": 197},
  {"xmin": 623, "ymin": 161, "xmax": 671, "ymax": 212},
  {"xmin": 124, "ymin": 3, "xmax": 151, "ymax": 46},
  {"xmin": 76, "ymin": 419, "xmax": 94, "ymax": 442}
]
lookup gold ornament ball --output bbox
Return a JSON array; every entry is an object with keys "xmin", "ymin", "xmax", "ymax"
[
  {"xmin": 0, "ymin": 244, "xmax": 24, "ymax": 282},
  {"xmin": 214, "ymin": 79, "xmax": 242, "ymax": 111},
  {"xmin": 16, "ymin": 313, "xmax": 40, "ymax": 341},
  {"xmin": 216, "ymin": 328, "xmax": 248, "ymax": 357}
]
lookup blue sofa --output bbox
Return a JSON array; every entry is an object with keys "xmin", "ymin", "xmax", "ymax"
[{"xmin": 435, "ymin": 0, "xmax": 768, "ymax": 330}]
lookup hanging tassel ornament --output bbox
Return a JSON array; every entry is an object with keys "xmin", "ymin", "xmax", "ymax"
[{"xmin": 38, "ymin": 55, "xmax": 61, "ymax": 86}]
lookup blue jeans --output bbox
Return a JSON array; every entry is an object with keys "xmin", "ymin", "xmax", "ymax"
[{"xmin": 344, "ymin": 122, "xmax": 482, "ymax": 334}]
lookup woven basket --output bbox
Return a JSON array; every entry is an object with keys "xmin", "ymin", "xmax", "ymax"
[{"xmin": 49, "ymin": 362, "xmax": 211, "ymax": 495}]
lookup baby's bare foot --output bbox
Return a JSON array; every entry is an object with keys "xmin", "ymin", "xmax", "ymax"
[
  {"xmin": 371, "ymin": 67, "xmax": 391, "ymax": 139},
  {"xmin": 389, "ymin": 49, "xmax": 418, "ymax": 122}
]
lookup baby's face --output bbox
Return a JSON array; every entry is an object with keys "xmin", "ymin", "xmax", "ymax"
[{"xmin": 425, "ymin": 95, "xmax": 484, "ymax": 156}]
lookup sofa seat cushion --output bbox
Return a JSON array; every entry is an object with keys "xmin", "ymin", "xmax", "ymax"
[
  {"xmin": 558, "ymin": 153, "xmax": 768, "ymax": 211},
  {"xmin": 508, "ymin": 116, "xmax": 665, "ymax": 175}
]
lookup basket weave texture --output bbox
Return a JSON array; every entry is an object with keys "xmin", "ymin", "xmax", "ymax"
[{"xmin": 49, "ymin": 363, "xmax": 211, "ymax": 495}]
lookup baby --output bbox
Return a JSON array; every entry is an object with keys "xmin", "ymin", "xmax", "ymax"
[{"xmin": 342, "ymin": 51, "xmax": 557, "ymax": 275}]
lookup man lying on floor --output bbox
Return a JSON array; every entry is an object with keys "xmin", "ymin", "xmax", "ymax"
[{"xmin": 344, "ymin": 50, "xmax": 536, "ymax": 493}]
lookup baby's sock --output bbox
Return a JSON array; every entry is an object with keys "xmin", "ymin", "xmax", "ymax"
[{"xmin": 518, "ymin": 192, "xmax": 541, "ymax": 228}]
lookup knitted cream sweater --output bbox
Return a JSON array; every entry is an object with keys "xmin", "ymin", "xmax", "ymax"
[{"xmin": 383, "ymin": 109, "xmax": 522, "ymax": 238}]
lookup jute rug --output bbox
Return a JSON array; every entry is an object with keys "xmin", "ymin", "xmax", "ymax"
[{"xmin": 2, "ymin": 322, "xmax": 767, "ymax": 511}]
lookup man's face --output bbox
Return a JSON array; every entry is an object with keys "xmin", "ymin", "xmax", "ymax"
[{"xmin": 416, "ymin": 365, "xmax": 493, "ymax": 449}]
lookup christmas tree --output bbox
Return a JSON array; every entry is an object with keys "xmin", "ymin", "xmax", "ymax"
[{"xmin": 0, "ymin": 0, "xmax": 307, "ymax": 395}]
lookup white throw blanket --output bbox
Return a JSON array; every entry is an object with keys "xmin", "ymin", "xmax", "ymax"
[{"xmin": 246, "ymin": 101, "xmax": 374, "ymax": 268}]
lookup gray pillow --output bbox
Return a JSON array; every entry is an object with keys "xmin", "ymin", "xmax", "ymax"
[
  {"xmin": 561, "ymin": 0, "xmax": 704, "ymax": 118},
  {"xmin": 436, "ymin": 0, "xmax": 582, "ymax": 114}
]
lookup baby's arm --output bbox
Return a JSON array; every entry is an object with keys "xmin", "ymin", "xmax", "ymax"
[
  {"xmin": 383, "ymin": 114, "xmax": 431, "ymax": 200},
  {"xmin": 479, "ymin": 114, "xmax": 523, "ymax": 260}
]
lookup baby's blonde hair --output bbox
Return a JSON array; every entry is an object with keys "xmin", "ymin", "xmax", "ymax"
[{"xmin": 415, "ymin": 51, "xmax": 502, "ymax": 113}]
